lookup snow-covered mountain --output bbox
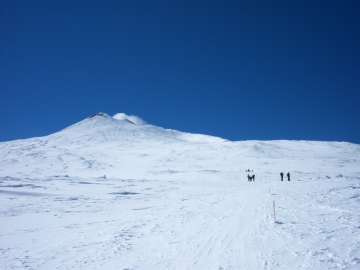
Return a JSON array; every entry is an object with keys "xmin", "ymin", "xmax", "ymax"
[
  {"xmin": 1, "ymin": 113, "xmax": 359, "ymax": 269},
  {"xmin": 0, "ymin": 112, "xmax": 227, "ymax": 178}
]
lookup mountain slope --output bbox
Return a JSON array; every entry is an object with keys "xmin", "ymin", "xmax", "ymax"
[
  {"xmin": 0, "ymin": 113, "xmax": 359, "ymax": 269},
  {"xmin": 1, "ymin": 112, "xmax": 358, "ymax": 179}
]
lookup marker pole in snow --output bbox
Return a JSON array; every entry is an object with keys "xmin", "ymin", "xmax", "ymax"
[{"xmin": 273, "ymin": 200, "xmax": 276, "ymax": 223}]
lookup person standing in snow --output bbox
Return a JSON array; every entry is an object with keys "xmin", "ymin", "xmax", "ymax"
[
  {"xmin": 287, "ymin": 172, "xmax": 290, "ymax": 181},
  {"xmin": 280, "ymin": 172, "xmax": 284, "ymax": 181},
  {"xmin": 252, "ymin": 174, "xmax": 255, "ymax": 181}
]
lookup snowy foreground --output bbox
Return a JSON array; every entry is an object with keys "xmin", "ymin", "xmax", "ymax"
[{"xmin": 1, "ymin": 113, "xmax": 359, "ymax": 269}]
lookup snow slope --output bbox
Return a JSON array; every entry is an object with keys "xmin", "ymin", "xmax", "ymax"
[{"xmin": 0, "ymin": 113, "xmax": 359, "ymax": 269}]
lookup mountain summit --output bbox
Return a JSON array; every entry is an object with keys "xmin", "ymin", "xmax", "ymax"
[{"xmin": 57, "ymin": 112, "xmax": 226, "ymax": 145}]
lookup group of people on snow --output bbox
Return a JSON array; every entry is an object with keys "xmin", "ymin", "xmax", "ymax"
[
  {"xmin": 245, "ymin": 169, "xmax": 290, "ymax": 182},
  {"xmin": 280, "ymin": 172, "xmax": 290, "ymax": 181},
  {"xmin": 246, "ymin": 169, "xmax": 255, "ymax": 181}
]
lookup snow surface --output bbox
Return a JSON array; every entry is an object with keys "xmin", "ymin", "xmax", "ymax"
[{"xmin": 0, "ymin": 113, "xmax": 359, "ymax": 269}]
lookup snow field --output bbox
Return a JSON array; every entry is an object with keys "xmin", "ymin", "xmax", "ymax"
[
  {"xmin": 1, "ymin": 172, "xmax": 359, "ymax": 269},
  {"xmin": 0, "ymin": 113, "xmax": 359, "ymax": 269}
]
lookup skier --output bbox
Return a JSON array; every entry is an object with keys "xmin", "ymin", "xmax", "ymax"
[
  {"xmin": 280, "ymin": 172, "xmax": 284, "ymax": 181},
  {"xmin": 252, "ymin": 174, "xmax": 255, "ymax": 181},
  {"xmin": 287, "ymin": 172, "xmax": 290, "ymax": 181}
]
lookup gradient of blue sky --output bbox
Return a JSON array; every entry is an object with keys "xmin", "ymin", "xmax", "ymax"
[{"xmin": 1, "ymin": 1, "xmax": 359, "ymax": 143}]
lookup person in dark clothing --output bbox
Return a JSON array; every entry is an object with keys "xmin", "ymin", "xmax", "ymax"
[
  {"xmin": 252, "ymin": 174, "xmax": 255, "ymax": 181},
  {"xmin": 287, "ymin": 172, "xmax": 290, "ymax": 181},
  {"xmin": 280, "ymin": 172, "xmax": 284, "ymax": 181}
]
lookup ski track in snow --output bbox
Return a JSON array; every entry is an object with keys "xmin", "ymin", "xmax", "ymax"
[{"xmin": 0, "ymin": 113, "xmax": 359, "ymax": 269}]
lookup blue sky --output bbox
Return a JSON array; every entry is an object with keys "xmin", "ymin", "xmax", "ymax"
[{"xmin": 1, "ymin": 1, "xmax": 359, "ymax": 143}]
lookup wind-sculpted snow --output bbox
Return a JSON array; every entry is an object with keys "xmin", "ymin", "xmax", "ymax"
[{"xmin": 0, "ymin": 113, "xmax": 359, "ymax": 269}]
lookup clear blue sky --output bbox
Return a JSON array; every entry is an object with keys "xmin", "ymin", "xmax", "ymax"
[{"xmin": 1, "ymin": 1, "xmax": 359, "ymax": 143}]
